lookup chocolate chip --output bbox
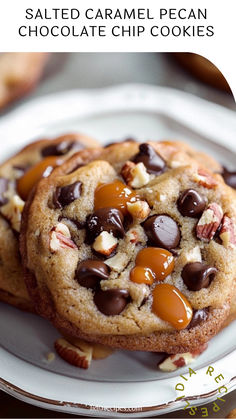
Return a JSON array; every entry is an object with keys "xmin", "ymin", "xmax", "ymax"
[
  {"xmin": 0, "ymin": 178, "xmax": 9, "ymax": 206},
  {"xmin": 86, "ymin": 207, "xmax": 125, "ymax": 243},
  {"xmin": 222, "ymin": 167, "xmax": 236, "ymax": 190},
  {"xmin": 132, "ymin": 143, "xmax": 166, "ymax": 175},
  {"xmin": 41, "ymin": 141, "xmax": 84, "ymax": 157},
  {"xmin": 53, "ymin": 181, "xmax": 82, "ymax": 208},
  {"xmin": 177, "ymin": 189, "xmax": 206, "ymax": 218},
  {"xmin": 75, "ymin": 260, "xmax": 109, "ymax": 289},
  {"xmin": 188, "ymin": 308, "xmax": 209, "ymax": 328},
  {"xmin": 142, "ymin": 214, "xmax": 181, "ymax": 250},
  {"xmin": 182, "ymin": 262, "xmax": 217, "ymax": 291},
  {"xmin": 94, "ymin": 289, "xmax": 130, "ymax": 316}
]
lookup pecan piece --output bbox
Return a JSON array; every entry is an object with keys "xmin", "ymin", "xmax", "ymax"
[
  {"xmin": 121, "ymin": 161, "xmax": 150, "ymax": 188},
  {"xmin": 196, "ymin": 203, "xmax": 223, "ymax": 241},
  {"xmin": 219, "ymin": 215, "xmax": 236, "ymax": 248},
  {"xmin": 158, "ymin": 344, "xmax": 207, "ymax": 372},
  {"xmin": 194, "ymin": 168, "xmax": 218, "ymax": 189},
  {"xmin": 55, "ymin": 338, "xmax": 92, "ymax": 369},
  {"xmin": 49, "ymin": 223, "xmax": 77, "ymax": 251},
  {"xmin": 92, "ymin": 231, "xmax": 118, "ymax": 256},
  {"xmin": 127, "ymin": 200, "xmax": 150, "ymax": 220}
]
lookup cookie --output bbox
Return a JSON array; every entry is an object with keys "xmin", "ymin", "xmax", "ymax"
[
  {"xmin": 163, "ymin": 140, "xmax": 222, "ymax": 173},
  {"xmin": 21, "ymin": 141, "xmax": 236, "ymax": 353},
  {"xmin": 162, "ymin": 141, "xmax": 236, "ymax": 195},
  {"xmin": 223, "ymin": 283, "xmax": 236, "ymax": 328},
  {"xmin": 174, "ymin": 53, "xmax": 230, "ymax": 91},
  {"xmin": 227, "ymin": 409, "xmax": 236, "ymax": 418},
  {"xmin": 175, "ymin": 142, "xmax": 236, "ymax": 328},
  {"xmin": 0, "ymin": 53, "xmax": 49, "ymax": 111},
  {"xmin": 0, "ymin": 133, "xmax": 98, "ymax": 310},
  {"xmin": 114, "ymin": 141, "xmax": 236, "ymax": 333}
]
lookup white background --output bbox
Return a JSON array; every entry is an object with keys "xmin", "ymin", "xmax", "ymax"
[{"xmin": 0, "ymin": 0, "xmax": 235, "ymax": 101}]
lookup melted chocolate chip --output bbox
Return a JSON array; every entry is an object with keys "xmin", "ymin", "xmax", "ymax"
[
  {"xmin": 142, "ymin": 214, "xmax": 181, "ymax": 250},
  {"xmin": 222, "ymin": 167, "xmax": 236, "ymax": 190},
  {"xmin": 188, "ymin": 308, "xmax": 209, "ymax": 328},
  {"xmin": 0, "ymin": 178, "xmax": 9, "ymax": 206},
  {"xmin": 86, "ymin": 207, "xmax": 125, "ymax": 243},
  {"xmin": 132, "ymin": 143, "xmax": 166, "ymax": 175},
  {"xmin": 94, "ymin": 289, "xmax": 130, "ymax": 316},
  {"xmin": 177, "ymin": 189, "xmax": 206, "ymax": 218},
  {"xmin": 75, "ymin": 260, "xmax": 109, "ymax": 289},
  {"xmin": 182, "ymin": 262, "xmax": 217, "ymax": 291},
  {"xmin": 41, "ymin": 140, "xmax": 84, "ymax": 157},
  {"xmin": 53, "ymin": 181, "xmax": 82, "ymax": 208}
]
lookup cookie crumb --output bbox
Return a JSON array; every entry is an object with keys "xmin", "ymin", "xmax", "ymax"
[
  {"xmin": 227, "ymin": 409, "xmax": 236, "ymax": 418},
  {"xmin": 46, "ymin": 352, "xmax": 55, "ymax": 363}
]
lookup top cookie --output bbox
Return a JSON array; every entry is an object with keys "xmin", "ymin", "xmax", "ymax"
[
  {"xmin": 0, "ymin": 133, "xmax": 98, "ymax": 310},
  {"xmin": 21, "ymin": 141, "xmax": 236, "ymax": 352}
]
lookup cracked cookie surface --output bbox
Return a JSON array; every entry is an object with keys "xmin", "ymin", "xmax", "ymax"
[
  {"xmin": 0, "ymin": 133, "xmax": 98, "ymax": 310},
  {"xmin": 21, "ymin": 141, "xmax": 236, "ymax": 351}
]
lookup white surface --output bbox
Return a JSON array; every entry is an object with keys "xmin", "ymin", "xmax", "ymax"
[
  {"xmin": 1, "ymin": 84, "xmax": 236, "ymax": 164},
  {"xmin": 0, "ymin": 84, "xmax": 235, "ymax": 417}
]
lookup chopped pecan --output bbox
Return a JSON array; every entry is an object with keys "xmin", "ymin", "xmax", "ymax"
[
  {"xmin": 121, "ymin": 161, "xmax": 136, "ymax": 185},
  {"xmin": 219, "ymin": 215, "xmax": 236, "ymax": 248},
  {"xmin": 104, "ymin": 252, "xmax": 127, "ymax": 271},
  {"xmin": 0, "ymin": 194, "xmax": 24, "ymax": 232},
  {"xmin": 196, "ymin": 203, "xmax": 223, "ymax": 241},
  {"xmin": 121, "ymin": 161, "xmax": 150, "ymax": 188},
  {"xmin": 92, "ymin": 231, "xmax": 118, "ymax": 256},
  {"xmin": 127, "ymin": 200, "xmax": 150, "ymax": 220},
  {"xmin": 50, "ymin": 223, "xmax": 77, "ymax": 251},
  {"xmin": 158, "ymin": 344, "xmax": 207, "ymax": 372},
  {"xmin": 55, "ymin": 338, "xmax": 92, "ymax": 369},
  {"xmin": 194, "ymin": 168, "xmax": 218, "ymax": 189}
]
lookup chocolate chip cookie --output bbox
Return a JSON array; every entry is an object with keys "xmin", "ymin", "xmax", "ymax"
[
  {"xmin": 0, "ymin": 53, "xmax": 49, "ymax": 111},
  {"xmin": 21, "ymin": 141, "xmax": 236, "ymax": 352},
  {"xmin": 169, "ymin": 140, "xmax": 236, "ymax": 191},
  {"xmin": 170, "ymin": 141, "xmax": 224, "ymax": 174},
  {"xmin": 0, "ymin": 133, "xmax": 98, "ymax": 310}
]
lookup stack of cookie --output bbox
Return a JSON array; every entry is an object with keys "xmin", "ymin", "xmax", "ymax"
[
  {"xmin": 0, "ymin": 133, "xmax": 98, "ymax": 310},
  {"xmin": 0, "ymin": 134, "xmax": 235, "ymax": 371}
]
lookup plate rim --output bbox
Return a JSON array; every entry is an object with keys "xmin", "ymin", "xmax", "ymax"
[
  {"xmin": 1, "ymin": 375, "xmax": 236, "ymax": 417},
  {"xmin": 0, "ymin": 83, "xmax": 236, "ymax": 151},
  {"xmin": 0, "ymin": 84, "xmax": 236, "ymax": 416}
]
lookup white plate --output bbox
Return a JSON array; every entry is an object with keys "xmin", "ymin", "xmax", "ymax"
[{"xmin": 0, "ymin": 84, "xmax": 236, "ymax": 417}]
